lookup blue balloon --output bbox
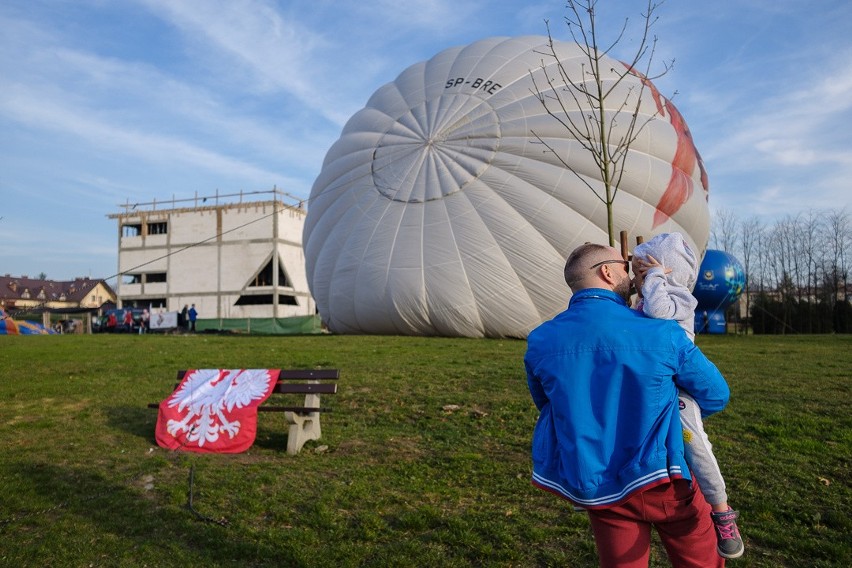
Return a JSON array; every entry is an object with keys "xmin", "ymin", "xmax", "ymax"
[
  {"xmin": 692, "ymin": 249, "xmax": 746, "ymax": 311},
  {"xmin": 693, "ymin": 309, "xmax": 727, "ymax": 335}
]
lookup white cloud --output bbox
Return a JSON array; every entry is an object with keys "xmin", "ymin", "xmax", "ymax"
[
  {"xmin": 136, "ymin": 0, "xmax": 351, "ymax": 123},
  {"xmin": 1, "ymin": 85, "xmax": 289, "ymax": 181},
  {"xmin": 692, "ymin": 40, "xmax": 852, "ymax": 192},
  {"xmin": 0, "ymin": 19, "xmax": 333, "ymax": 196},
  {"xmin": 358, "ymin": 0, "xmax": 477, "ymax": 29}
]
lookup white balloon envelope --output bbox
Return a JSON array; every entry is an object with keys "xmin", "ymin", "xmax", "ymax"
[{"xmin": 304, "ymin": 36, "xmax": 710, "ymax": 338}]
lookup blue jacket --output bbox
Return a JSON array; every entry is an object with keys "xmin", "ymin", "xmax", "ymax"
[{"xmin": 525, "ymin": 288, "xmax": 729, "ymax": 508}]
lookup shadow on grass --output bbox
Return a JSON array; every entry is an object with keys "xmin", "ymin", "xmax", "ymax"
[
  {"xmin": 105, "ymin": 403, "xmax": 303, "ymax": 455},
  {"xmin": 105, "ymin": 404, "xmax": 159, "ymax": 444},
  {"xmin": 8, "ymin": 461, "xmax": 301, "ymax": 566},
  {"xmin": 253, "ymin": 427, "xmax": 291, "ymax": 451}
]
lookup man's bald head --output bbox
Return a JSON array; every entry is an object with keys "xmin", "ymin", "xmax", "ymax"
[{"xmin": 564, "ymin": 243, "xmax": 626, "ymax": 293}]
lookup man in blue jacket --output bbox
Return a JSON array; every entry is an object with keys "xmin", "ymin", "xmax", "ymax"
[{"xmin": 526, "ymin": 243, "xmax": 730, "ymax": 567}]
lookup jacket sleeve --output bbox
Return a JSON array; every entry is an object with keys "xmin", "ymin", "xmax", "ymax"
[
  {"xmin": 525, "ymin": 357, "xmax": 549, "ymax": 411},
  {"xmin": 642, "ymin": 267, "xmax": 698, "ymax": 322},
  {"xmin": 673, "ymin": 334, "xmax": 730, "ymax": 418}
]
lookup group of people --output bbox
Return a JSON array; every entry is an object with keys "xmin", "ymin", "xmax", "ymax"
[
  {"xmin": 178, "ymin": 304, "xmax": 199, "ymax": 332},
  {"xmin": 526, "ymin": 233, "xmax": 744, "ymax": 567},
  {"xmin": 103, "ymin": 304, "xmax": 198, "ymax": 333},
  {"xmin": 104, "ymin": 309, "xmax": 144, "ymax": 333}
]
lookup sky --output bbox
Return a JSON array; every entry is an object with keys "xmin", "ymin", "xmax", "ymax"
[{"xmin": 2, "ymin": 0, "xmax": 851, "ymax": 282}]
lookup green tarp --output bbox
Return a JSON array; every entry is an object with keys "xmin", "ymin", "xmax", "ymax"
[{"xmin": 196, "ymin": 315, "xmax": 324, "ymax": 335}]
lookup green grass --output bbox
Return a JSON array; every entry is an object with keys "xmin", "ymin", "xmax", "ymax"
[{"xmin": 0, "ymin": 334, "xmax": 849, "ymax": 567}]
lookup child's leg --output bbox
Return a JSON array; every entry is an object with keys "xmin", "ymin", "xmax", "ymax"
[
  {"xmin": 678, "ymin": 390, "xmax": 728, "ymax": 509},
  {"xmin": 679, "ymin": 391, "xmax": 745, "ymax": 558}
]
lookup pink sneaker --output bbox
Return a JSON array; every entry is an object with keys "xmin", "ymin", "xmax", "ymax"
[{"xmin": 711, "ymin": 509, "xmax": 744, "ymax": 559}]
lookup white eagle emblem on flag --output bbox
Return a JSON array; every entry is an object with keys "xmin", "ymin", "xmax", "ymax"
[{"xmin": 155, "ymin": 369, "xmax": 277, "ymax": 452}]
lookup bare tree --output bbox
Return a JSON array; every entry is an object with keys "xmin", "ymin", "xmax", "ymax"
[
  {"xmin": 530, "ymin": 0, "xmax": 673, "ymax": 246},
  {"xmin": 708, "ymin": 208, "xmax": 741, "ymax": 331},
  {"xmin": 752, "ymin": 220, "xmax": 771, "ymax": 293},
  {"xmin": 769, "ymin": 217, "xmax": 800, "ymax": 334},
  {"xmin": 737, "ymin": 207, "xmax": 852, "ymax": 334},
  {"xmin": 825, "ymin": 208, "xmax": 851, "ymax": 304},
  {"xmin": 798, "ymin": 210, "xmax": 823, "ymax": 332},
  {"xmin": 739, "ymin": 215, "xmax": 763, "ymax": 332},
  {"xmin": 711, "ymin": 207, "xmax": 740, "ymax": 253}
]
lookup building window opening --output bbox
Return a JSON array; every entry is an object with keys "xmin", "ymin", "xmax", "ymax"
[
  {"xmin": 280, "ymin": 294, "xmax": 299, "ymax": 305},
  {"xmin": 235, "ymin": 294, "xmax": 274, "ymax": 305},
  {"xmin": 122, "ymin": 223, "xmax": 142, "ymax": 237},
  {"xmin": 250, "ymin": 261, "xmax": 274, "ymax": 287},
  {"xmin": 248, "ymin": 257, "xmax": 292, "ymax": 287},
  {"xmin": 145, "ymin": 272, "xmax": 167, "ymax": 283},
  {"xmin": 148, "ymin": 221, "xmax": 168, "ymax": 235},
  {"xmin": 123, "ymin": 274, "xmax": 142, "ymax": 285}
]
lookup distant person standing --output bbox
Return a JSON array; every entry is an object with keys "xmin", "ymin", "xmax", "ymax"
[
  {"xmin": 180, "ymin": 305, "xmax": 189, "ymax": 331},
  {"xmin": 188, "ymin": 304, "xmax": 198, "ymax": 332},
  {"xmin": 140, "ymin": 308, "xmax": 149, "ymax": 334},
  {"xmin": 123, "ymin": 309, "xmax": 133, "ymax": 333}
]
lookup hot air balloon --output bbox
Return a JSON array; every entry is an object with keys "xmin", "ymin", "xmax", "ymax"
[{"xmin": 304, "ymin": 36, "xmax": 710, "ymax": 338}]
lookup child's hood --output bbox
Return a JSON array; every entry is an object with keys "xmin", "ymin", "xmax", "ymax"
[{"xmin": 633, "ymin": 232, "xmax": 698, "ymax": 290}]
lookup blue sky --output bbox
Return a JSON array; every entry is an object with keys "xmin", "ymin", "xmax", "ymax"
[{"xmin": 2, "ymin": 0, "xmax": 851, "ymax": 281}]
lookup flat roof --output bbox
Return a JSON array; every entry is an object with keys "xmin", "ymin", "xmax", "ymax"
[{"xmin": 107, "ymin": 189, "xmax": 305, "ymax": 218}]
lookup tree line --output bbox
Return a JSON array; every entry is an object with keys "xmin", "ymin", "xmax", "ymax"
[{"xmin": 710, "ymin": 208, "xmax": 851, "ymax": 334}]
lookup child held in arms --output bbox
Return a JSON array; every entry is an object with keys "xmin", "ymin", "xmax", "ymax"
[{"xmin": 632, "ymin": 232, "xmax": 744, "ymax": 560}]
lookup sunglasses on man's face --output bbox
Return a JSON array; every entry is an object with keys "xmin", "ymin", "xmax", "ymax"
[{"xmin": 589, "ymin": 259, "xmax": 630, "ymax": 272}]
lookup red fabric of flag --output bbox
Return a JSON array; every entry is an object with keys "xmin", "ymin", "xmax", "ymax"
[{"xmin": 155, "ymin": 369, "xmax": 278, "ymax": 453}]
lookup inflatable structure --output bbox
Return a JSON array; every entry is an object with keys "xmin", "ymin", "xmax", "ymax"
[
  {"xmin": 0, "ymin": 309, "xmax": 55, "ymax": 335},
  {"xmin": 693, "ymin": 249, "xmax": 746, "ymax": 334},
  {"xmin": 304, "ymin": 36, "xmax": 710, "ymax": 338}
]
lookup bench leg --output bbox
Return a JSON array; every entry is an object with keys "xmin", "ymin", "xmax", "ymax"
[{"xmin": 283, "ymin": 393, "xmax": 321, "ymax": 455}]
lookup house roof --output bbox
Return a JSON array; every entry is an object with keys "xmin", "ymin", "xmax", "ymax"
[{"xmin": 0, "ymin": 274, "xmax": 116, "ymax": 304}]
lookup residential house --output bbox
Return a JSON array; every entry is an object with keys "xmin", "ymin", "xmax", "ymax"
[{"xmin": 0, "ymin": 274, "xmax": 116, "ymax": 312}]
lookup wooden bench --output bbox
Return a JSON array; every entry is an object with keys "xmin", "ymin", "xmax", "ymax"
[{"xmin": 149, "ymin": 369, "xmax": 339, "ymax": 455}]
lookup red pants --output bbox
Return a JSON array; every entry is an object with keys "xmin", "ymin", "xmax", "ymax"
[{"xmin": 586, "ymin": 480, "xmax": 724, "ymax": 568}]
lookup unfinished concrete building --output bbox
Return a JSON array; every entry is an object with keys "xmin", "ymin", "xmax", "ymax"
[{"xmin": 109, "ymin": 190, "xmax": 315, "ymax": 323}]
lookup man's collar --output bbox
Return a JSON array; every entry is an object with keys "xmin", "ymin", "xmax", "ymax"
[{"xmin": 568, "ymin": 288, "xmax": 628, "ymax": 307}]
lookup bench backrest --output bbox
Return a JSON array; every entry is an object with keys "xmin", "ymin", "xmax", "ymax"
[{"xmin": 175, "ymin": 369, "xmax": 339, "ymax": 395}]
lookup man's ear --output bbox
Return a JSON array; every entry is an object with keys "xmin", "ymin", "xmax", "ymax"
[{"xmin": 598, "ymin": 264, "xmax": 616, "ymax": 286}]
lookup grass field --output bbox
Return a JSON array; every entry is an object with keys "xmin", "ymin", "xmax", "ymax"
[{"xmin": 1, "ymin": 333, "xmax": 850, "ymax": 567}]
